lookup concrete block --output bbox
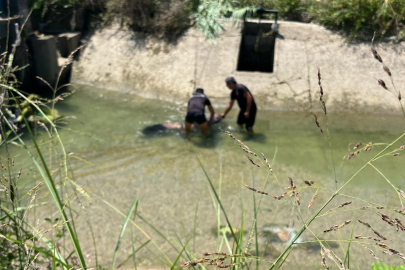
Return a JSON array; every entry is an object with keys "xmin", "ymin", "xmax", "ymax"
[
  {"xmin": 57, "ymin": 32, "xmax": 81, "ymax": 57},
  {"xmin": 28, "ymin": 35, "xmax": 59, "ymax": 88}
]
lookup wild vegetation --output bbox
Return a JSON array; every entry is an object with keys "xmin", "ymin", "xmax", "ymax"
[
  {"xmin": 2, "ymin": 28, "xmax": 405, "ymax": 270},
  {"xmin": 1, "ymin": 1, "xmax": 405, "ymax": 270},
  {"xmin": 31, "ymin": 0, "xmax": 405, "ymax": 40}
]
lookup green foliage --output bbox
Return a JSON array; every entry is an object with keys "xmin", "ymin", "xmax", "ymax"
[
  {"xmin": 111, "ymin": 199, "xmax": 139, "ymax": 270},
  {"xmin": 372, "ymin": 263, "xmax": 405, "ymax": 270},
  {"xmin": 309, "ymin": 0, "xmax": 405, "ymax": 38},
  {"xmin": 30, "ymin": 0, "xmax": 81, "ymax": 9},
  {"xmin": 194, "ymin": 0, "xmax": 233, "ymax": 40},
  {"xmin": 27, "ymin": 0, "xmax": 405, "ymax": 40},
  {"xmin": 194, "ymin": 0, "xmax": 256, "ymax": 40},
  {"xmin": 30, "ymin": 0, "xmax": 82, "ymax": 17},
  {"xmin": 214, "ymin": 0, "xmax": 405, "ymax": 38},
  {"xmin": 271, "ymin": 0, "xmax": 309, "ymax": 20},
  {"xmin": 102, "ymin": 0, "xmax": 196, "ymax": 33}
]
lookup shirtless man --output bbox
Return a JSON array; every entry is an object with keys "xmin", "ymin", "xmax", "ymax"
[
  {"xmin": 221, "ymin": 77, "xmax": 257, "ymax": 135},
  {"xmin": 185, "ymin": 88, "xmax": 215, "ymax": 135}
]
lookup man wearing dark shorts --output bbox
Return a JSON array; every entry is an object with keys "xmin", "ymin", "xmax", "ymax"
[
  {"xmin": 221, "ymin": 77, "xmax": 257, "ymax": 135},
  {"xmin": 185, "ymin": 88, "xmax": 215, "ymax": 135}
]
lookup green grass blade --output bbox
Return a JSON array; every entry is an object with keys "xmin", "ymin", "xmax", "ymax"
[
  {"xmin": 344, "ymin": 221, "xmax": 356, "ymax": 268},
  {"xmin": 88, "ymin": 220, "xmax": 99, "ymax": 270},
  {"xmin": 131, "ymin": 223, "xmax": 137, "ymax": 270},
  {"xmin": 171, "ymin": 232, "xmax": 193, "ymax": 270},
  {"xmin": 0, "ymin": 203, "xmax": 48, "ymax": 221},
  {"xmin": 117, "ymin": 239, "xmax": 151, "ymax": 269},
  {"xmin": 222, "ymin": 230, "xmax": 232, "ymax": 254},
  {"xmin": 193, "ymin": 200, "xmax": 199, "ymax": 253},
  {"xmin": 1, "ymin": 117, "xmax": 86, "ymax": 269},
  {"xmin": 90, "ymin": 192, "xmax": 173, "ymax": 265},
  {"xmin": 174, "ymin": 232, "xmax": 196, "ymax": 270},
  {"xmin": 137, "ymin": 214, "xmax": 181, "ymax": 254},
  {"xmin": 197, "ymin": 157, "xmax": 237, "ymax": 243},
  {"xmin": 233, "ymin": 187, "xmax": 245, "ymax": 270},
  {"xmin": 111, "ymin": 199, "xmax": 139, "ymax": 270},
  {"xmin": 25, "ymin": 122, "xmax": 87, "ymax": 269},
  {"xmin": 0, "ymin": 206, "xmax": 69, "ymax": 269},
  {"xmin": 6, "ymin": 90, "xmax": 87, "ymax": 269},
  {"xmin": 207, "ymin": 163, "xmax": 223, "ymax": 251},
  {"xmin": 236, "ymin": 190, "xmax": 245, "ymax": 255},
  {"xmin": 0, "ymin": 233, "xmax": 71, "ymax": 268},
  {"xmin": 278, "ymin": 245, "xmax": 295, "ymax": 268},
  {"xmin": 253, "ymin": 189, "xmax": 259, "ymax": 270}
]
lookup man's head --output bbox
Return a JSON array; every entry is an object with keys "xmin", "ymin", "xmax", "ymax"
[
  {"xmin": 225, "ymin": 77, "xmax": 237, "ymax": 90},
  {"xmin": 195, "ymin": 88, "xmax": 204, "ymax": 94}
]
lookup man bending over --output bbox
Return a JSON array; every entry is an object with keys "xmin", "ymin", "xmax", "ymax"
[{"xmin": 185, "ymin": 88, "xmax": 215, "ymax": 135}]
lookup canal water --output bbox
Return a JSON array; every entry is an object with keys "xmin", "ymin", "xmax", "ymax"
[{"xmin": 3, "ymin": 84, "xmax": 405, "ymax": 269}]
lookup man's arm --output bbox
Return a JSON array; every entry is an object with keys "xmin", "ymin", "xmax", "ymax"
[
  {"xmin": 221, "ymin": 100, "xmax": 235, "ymax": 118},
  {"xmin": 208, "ymin": 105, "xmax": 215, "ymax": 125},
  {"xmin": 244, "ymin": 92, "xmax": 252, "ymax": 118}
]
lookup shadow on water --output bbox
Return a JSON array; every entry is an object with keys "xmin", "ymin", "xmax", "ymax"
[
  {"xmin": 185, "ymin": 126, "xmax": 265, "ymax": 149},
  {"xmin": 186, "ymin": 128, "xmax": 224, "ymax": 149},
  {"xmin": 242, "ymin": 133, "xmax": 267, "ymax": 142}
]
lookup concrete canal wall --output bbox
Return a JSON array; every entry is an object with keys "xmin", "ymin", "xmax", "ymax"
[{"xmin": 73, "ymin": 21, "xmax": 405, "ymax": 114}]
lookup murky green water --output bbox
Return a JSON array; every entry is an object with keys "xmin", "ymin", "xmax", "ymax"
[{"xmin": 3, "ymin": 85, "xmax": 405, "ymax": 268}]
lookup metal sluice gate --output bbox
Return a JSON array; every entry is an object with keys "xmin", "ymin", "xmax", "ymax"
[{"xmin": 237, "ymin": 8, "xmax": 278, "ymax": 73}]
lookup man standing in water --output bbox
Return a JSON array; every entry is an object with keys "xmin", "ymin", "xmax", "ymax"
[
  {"xmin": 221, "ymin": 77, "xmax": 257, "ymax": 135},
  {"xmin": 185, "ymin": 88, "xmax": 215, "ymax": 136}
]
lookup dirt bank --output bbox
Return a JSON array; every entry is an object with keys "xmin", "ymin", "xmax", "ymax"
[{"xmin": 72, "ymin": 21, "xmax": 405, "ymax": 114}]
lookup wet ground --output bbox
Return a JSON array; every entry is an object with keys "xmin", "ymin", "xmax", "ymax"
[{"xmin": 2, "ymin": 84, "xmax": 405, "ymax": 269}]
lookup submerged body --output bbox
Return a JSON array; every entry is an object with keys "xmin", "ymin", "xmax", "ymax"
[
  {"xmin": 141, "ymin": 122, "xmax": 183, "ymax": 136},
  {"xmin": 141, "ymin": 115, "xmax": 222, "ymax": 137}
]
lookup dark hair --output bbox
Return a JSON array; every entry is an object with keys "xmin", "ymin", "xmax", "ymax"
[
  {"xmin": 225, "ymin": 77, "xmax": 237, "ymax": 84},
  {"xmin": 196, "ymin": 88, "xmax": 204, "ymax": 94}
]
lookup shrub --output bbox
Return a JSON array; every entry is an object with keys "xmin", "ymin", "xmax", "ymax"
[
  {"xmin": 309, "ymin": 0, "xmax": 405, "ymax": 38},
  {"xmin": 102, "ymin": 0, "xmax": 184, "ymax": 31},
  {"xmin": 30, "ymin": 0, "xmax": 199, "ymax": 35},
  {"xmin": 237, "ymin": 0, "xmax": 310, "ymax": 21},
  {"xmin": 29, "ymin": 0, "xmax": 405, "ymax": 39}
]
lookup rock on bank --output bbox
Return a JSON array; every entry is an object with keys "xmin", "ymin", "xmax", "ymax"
[{"xmin": 72, "ymin": 21, "xmax": 405, "ymax": 114}]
